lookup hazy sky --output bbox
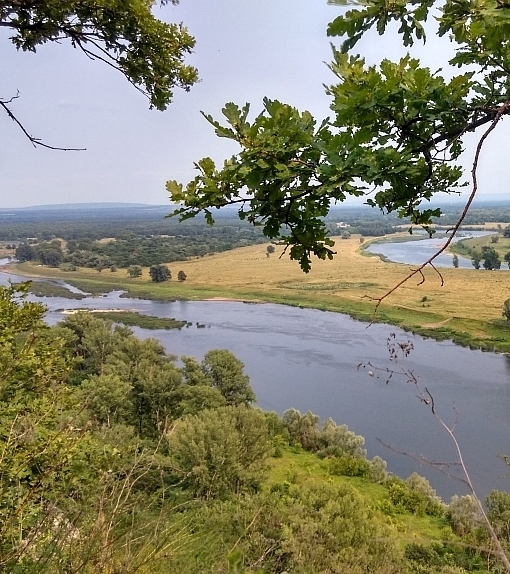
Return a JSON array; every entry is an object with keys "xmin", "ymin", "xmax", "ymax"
[{"xmin": 1, "ymin": 0, "xmax": 509, "ymax": 208}]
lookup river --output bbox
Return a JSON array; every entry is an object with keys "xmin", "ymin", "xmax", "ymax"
[
  {"xmin": 366, "ymin": 230, "xmax": 495, "ymax": 267},
  {"xmin": 1, "ymin": 258, "xmax": 509, "ymax": 501}
]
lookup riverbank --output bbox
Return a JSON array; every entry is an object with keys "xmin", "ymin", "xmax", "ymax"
[{"xmin": 6, "ymin": 234, "xmax": 510, "ymax": 353}]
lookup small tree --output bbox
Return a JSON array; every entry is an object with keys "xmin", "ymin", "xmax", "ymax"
[
  {"xmin": 341, "ymin": 231, "xmax": 351, "ymax": 240},
  {"xmin": 127, "ymin": 265, "xmax": 143, "ymax": 278},
  {"xmin": 482, "ymin": 246, "xmax": 501, "ymax": 270},
  {"xmin": 502, "ymin": 299, "xmax": 510, "ymax": 321},
  {"xmin": 472, "ymin": 252, "xmax": 481, "ymax": 270},
  {"xmin": 492, "ymin": 235, "xmax": 500, "ymax": 244},
  {"xmin": 177, "ymin": 270, "xmax": 187, "ymax": 281},
  {"xmin": 15, "ymin": 243, "xmax": 35, "ymax": 262},
  {"xmin": 266, "ymin": 244, "xmax": 275, "ymax": 258},
  {"xmin": 149, "ymin": 265, "xmax": 171, "ymax": 282},
  {"xmin": 201, "ymin": 349, "xmax": 255, "ymax": 405},
  {"xmin": 452, "ymin": 254, "xmax": 459, "ymax": 268},
  {"xmin": 504, "ymin": 252, "xmax": 510, "ymax": 269},
  {"xmin": 168, "ymin": 405, "xmax": 270, "ymax": 499},
  {"xmin": 38, "ymin": 247, "xmax": 63, "ymax": 267}
]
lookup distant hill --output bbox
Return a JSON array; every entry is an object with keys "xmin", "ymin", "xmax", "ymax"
[{"xmin": 2, "ymin": 203, "xmax": 166, "ymax": 211}]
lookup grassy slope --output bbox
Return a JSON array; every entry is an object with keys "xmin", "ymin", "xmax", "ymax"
[
  {"xmin": 9, "ymin": 234, "xmax": 510, "ymax": 352},
  {"xmin": 266, "ymin": 447, "xmax": 448, "ymax": 548}
]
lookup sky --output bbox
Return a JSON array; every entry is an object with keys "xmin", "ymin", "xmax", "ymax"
[{"xmin": 1, "ymin": 0, "xmax": 509, "ymax": 209}]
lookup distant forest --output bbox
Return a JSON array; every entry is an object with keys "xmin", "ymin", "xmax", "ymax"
[{"xmin": 3, "ymin": 202, "xmax": 510, "ymax": 271}]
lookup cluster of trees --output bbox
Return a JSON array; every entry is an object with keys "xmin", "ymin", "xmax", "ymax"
[
  {"xmin": 15, "ymin": 240, "xmax": 64, "ymax": 267},
  {"xmin": 3, "ymin": 283, "xmax": 510, "ymax": 572},
  {"xmin": 454, "ymin": 243, "xmax": 510, "ymax": 271},
  {"xmin": 14, "ymin": 231, "xmax": 259, "ymax": 272},
  {"xmin": 15, "ymin": 242, "xmax": 190, "ymax": 282}
]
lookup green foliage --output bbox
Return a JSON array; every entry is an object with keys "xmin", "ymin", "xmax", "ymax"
[
  {"xmin": 328, "ymin": 454, "xmax": 370, "ymax": 477},
  {"xmin": 2, "ymin": 0, "xmax": 197, "ymax": 110},
  {"xmin": 168, "ymin": 0, "xmax": 510, "ymax": 271},
  {"xmin": 80, "ymin": 373, "xmax": 133, "ymax": 426},
  {"xmin": 201, "ymin": 349, "xmax": 256, "ymax": 405},
  {"xmin": 368, "ymin": 455, "xmax": 388, "ymax": 484},
  {"xmin": 486, "ymin": 490, "xmax": 510, "ymax": 544},
  {"xmin": 177, "ymin": 269, "xmax": 187, "ymax": 281},
  {"xmin": 447, "ymin": 495, "xmax": 483, "ymax": 537},
  {"xmin": 0, "ymin": 285, "xmax": 98, "ymax": 570},
  {"xmin": 502, "ymin": 299, "xmax": 510, "ymax": 321},
  {"xmin": 387, "ymin": 474, "xmax": 444, "ymax": 517},
  {"xmin": 168, "ymin": 405, "xmax": 271, "ymax": 499},
  {"xmin": 90, "ymin": 311, "xmax": 187, "ymax": 330},
  {"xmin": 179, "ymin": 481, "xmax": 401, "ymax": 573},
  {"xmin": 149, "ymin": 263, "xmax": 171, "ymax": 282},
  {"xmin": 172, "ymin": 384, "xmax": 227, "ymax": 417},
  {"xmin": 281, "ymin": 408, "xmax": 366, "ymax": 457},
  {"xmin": 472, "ymin": 251, "xmax": 482, "ymax": 269},
  {"xmin": 23, "ymin": 279, "xmax": 85, "ymax": 299},
  {"xmin": 127, "ymin": 264, "xmax": 143, "ymax": 277},
  {"xmin": 15, "ymin": 242, "xmax": 35, "ymax": 262},
  {"xmin": 59, "ymin": 312, "xmax": 130, "ymax": 379},
  {"xmin": 481, "ymin": 246, "xmax": 501, "ymax": 270}
]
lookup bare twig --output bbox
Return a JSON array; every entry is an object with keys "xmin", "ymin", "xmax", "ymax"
[
  {"xmin": 364, "ymin": 335, "xmax": 510, "ymax": 572},
  {"xmin": 0, "ymin": 96, "xmax": 86, "ymax": 151}
]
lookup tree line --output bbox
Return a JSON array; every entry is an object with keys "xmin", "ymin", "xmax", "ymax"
[{"xmin": 13, "ymin": 233, "xmax": 240, "ymax": 275}]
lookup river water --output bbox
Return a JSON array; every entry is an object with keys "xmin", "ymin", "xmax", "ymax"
[
  {"xmin": 1, "ymin": 257, "xmax": 509, "ymax": 501},
  {"xmin": 366, "ymin": 230, "xmax": 494, "ymax": 267}
]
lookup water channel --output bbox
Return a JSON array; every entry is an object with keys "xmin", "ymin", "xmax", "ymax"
[
  {"xmin": 1, "ymin": 252, "xmax": 509, "ymax": 502},
  {"xmin": 366, "ymin": 230, "xmax": 494, "ymax": 267}
]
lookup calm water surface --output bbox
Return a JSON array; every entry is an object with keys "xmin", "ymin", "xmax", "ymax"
[
  {"xmin": 1, "ymin": 260, "xmax": 509, "ymax": 500},
  {"xmin": 366, "ymin": 230, "xmax": 495, "ymax": 267}
]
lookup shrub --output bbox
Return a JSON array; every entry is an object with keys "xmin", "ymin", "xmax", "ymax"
[
  {"xmin": 168, "ymin": 405, "xmax": 270, "ymax": 499},
  {"xmin": 447, "ymin": 495, "xmax": 482, "ymax": 536},
  {"xmin": 328, "ymin": 454, "xmax": 370, "ymax": 477}
]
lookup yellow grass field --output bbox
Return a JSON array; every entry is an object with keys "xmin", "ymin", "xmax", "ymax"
[{"xmin": 10, "ymin": 234, "xmax": 510, "ymax": 352}]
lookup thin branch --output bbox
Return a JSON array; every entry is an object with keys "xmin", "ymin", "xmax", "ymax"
[
  {"xmin": 368, "ymin": 98, "xmax": 510, "ymax": 316},
  {"xmin": 365, "ymin": 337, "xmax": 510, "ymax": 572},
  {"xmin": 0, "ymin": 99, "xmax": 86, "ymax": 151}
]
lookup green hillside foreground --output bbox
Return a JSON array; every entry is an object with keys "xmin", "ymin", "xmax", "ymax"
[{"xmin": 1, "ymin": 282, "xmax": 507, "ymax": 573}]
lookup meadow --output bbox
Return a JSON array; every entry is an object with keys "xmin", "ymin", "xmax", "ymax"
[{"xmin": 11, "ymin": 234, "xmax": 510, "ymax": 352}]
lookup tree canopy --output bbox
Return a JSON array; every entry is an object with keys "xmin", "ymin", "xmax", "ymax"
[
  {"xmin": 167, "ymin": 0, "xmax": 510, "ymax": 271},
  {"xmin": 1, "ymin": 0, "xmax": 197, "ymax": 111},
  {"xmin": 1, "ymin": 0, "xmax": 198, "ymax": 148}
]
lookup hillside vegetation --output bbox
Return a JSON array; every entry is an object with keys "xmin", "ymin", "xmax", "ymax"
[{"xmin": 1, "ymin": 283, "xmax": 508, "ymax": 573}]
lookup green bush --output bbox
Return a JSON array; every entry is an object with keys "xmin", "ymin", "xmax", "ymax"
[{"xmin": 328, "ymin": 454, "xmax": 370, "ymax": 477}]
